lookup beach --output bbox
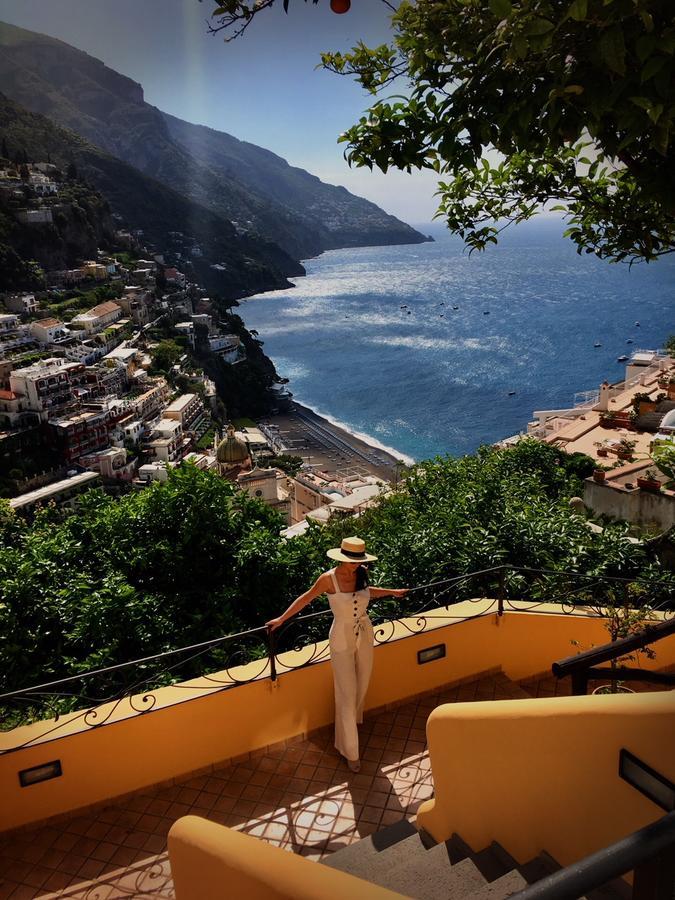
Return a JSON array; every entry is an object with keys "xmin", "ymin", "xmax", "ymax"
[{"xmin": 261, "ymin": 402, "xmax": 407, "ymax": 482}]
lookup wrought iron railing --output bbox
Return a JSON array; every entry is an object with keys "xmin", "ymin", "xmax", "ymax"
[{"xmin": 1, "ymin": 565, "xmax": 673, "ymax": 754}]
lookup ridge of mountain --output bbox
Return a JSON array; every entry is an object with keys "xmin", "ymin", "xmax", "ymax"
[
  {"xmin": 0, "ymin": 92, "xmax": 304, "ymax": 299},
  {"xmin": 0, "ymin": 19, "xmax": 429, "ymax": 259}
]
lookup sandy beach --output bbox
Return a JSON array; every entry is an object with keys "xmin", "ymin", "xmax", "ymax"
[{"xmin": 260, "ymin": 402, "xmax": 406, "ymax": 482}]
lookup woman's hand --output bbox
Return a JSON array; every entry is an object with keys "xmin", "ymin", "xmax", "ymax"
[{"xmin": 265, "ymin": 617, "xmax": 284, "ymax": 631}]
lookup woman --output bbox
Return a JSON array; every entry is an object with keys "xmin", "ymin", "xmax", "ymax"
[{"xmin": 266, "ymin": 536, "xmax": 408, "ymax": 772}]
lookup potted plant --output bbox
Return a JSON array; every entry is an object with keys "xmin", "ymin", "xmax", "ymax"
[
  {"xmin": 637, "ymin": 469, "xmax": 662, "ymax": 492},
  {"xmin": 616, "ymin": 438, "xmax": 636, "ymax": 461},
  {"xmin": 593, "ymin": 468, "xmax": 606, "ymax": 483},
  {"xmin": 599, "ymin": 410, "xmax": 618, "ymax": 429},
  {"xmin": 631, "ymin": 392, "xmax": 655, "ymax": 415},
  {"xmin": 597, "ymin": 447, "xmax": 609, "ymax": 458},
  {"xmin": 651, "ymin": 444, "xmax": 675, "ymax": 490},
  {"xmin": 572, "ymin": 585, "xmax": 655, "ymax": 695}
]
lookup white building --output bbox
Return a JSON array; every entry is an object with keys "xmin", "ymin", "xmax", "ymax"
[
  {"xmin": 137, "ymin": 462, "xmax": 170, "ymax": 483},
  {"xmin": 4, "ymin": 294, "xmax": 39, "ymax": 315},
  {"xmin": 237, "ymin": 466, "xmax": 291, "ymax": 523},
  {"xmin": 132, "ymin": 382, "xmax": 169, "ymax": 421},
  {"xmin": 30, "ymin": 318, "xmax": 68, "ymax": 344},
  {"xmin": 164, "ymin": 393, "xmax": 203, "ymax": 429},
  {"xmin": 209, "ymin": 334, "xmax": 241, "ymax": 363},
  {"xmin": 70, "ymin": 301, "xmax": 122, "ymax": 334},
  {"xmin": 0, "ymin": 314, "xmax": 20, "ymax": 335},
  {"xmin": 8, "ymin": 358, "xmax": 78, "ymax": 419},
  {"xmin": 28, "ymin": 173, "xmax": 58, "ymax": 195},
  {"xmin": 9, "ymin": 471, "xmax": 100, "ymax": 515},
  {"xmin": 174, "ymin": 321, "xmax": 195, "ymax": 349}
]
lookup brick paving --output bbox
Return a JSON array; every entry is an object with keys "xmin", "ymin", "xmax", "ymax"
[{"xmin": 0, "ymin": 670, "xmax": 656, "ymax": 899}]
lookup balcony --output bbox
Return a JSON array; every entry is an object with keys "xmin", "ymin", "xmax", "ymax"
[{"xmin": 1, "ymin": 568, "xmax": 674, "ymax": 898}]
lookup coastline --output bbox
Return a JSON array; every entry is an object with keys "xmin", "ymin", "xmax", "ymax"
[{"xmin": 262, "ymin": 401, "xmax": 412, "ymax": 483}]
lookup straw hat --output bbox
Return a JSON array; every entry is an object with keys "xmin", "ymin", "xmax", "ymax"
[{"xmin": 327, "ymin": 536, "xmax": 378, "ymax": 563}]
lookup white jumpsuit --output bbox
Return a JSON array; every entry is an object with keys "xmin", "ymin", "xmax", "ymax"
[{"xmin": 327, "ymin": 568, "xmax": 374, "ymax": 761}]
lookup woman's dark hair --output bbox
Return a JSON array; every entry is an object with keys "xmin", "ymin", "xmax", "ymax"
[{"xmin": 355, "ymin": 564, "xmax": 369, "ymax": 591}]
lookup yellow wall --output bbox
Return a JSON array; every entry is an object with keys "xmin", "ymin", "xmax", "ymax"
[
  {"xmin": 2, "ymin": 606, "xmax": 673, "ymax": 833},
  {"xmin": 168, "ymin": 816, "xmax": 403, "ymax": 899},
  {"xmin": 417, "ymin": 691, "xmax": 675, "ymax": 867}
]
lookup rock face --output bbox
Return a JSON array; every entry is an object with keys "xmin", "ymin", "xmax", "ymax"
[{"xmin": 0, "ymin": 20, "xmax": 430, "ymax": 261}]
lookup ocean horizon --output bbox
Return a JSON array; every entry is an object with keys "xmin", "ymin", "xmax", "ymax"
[{"xmin": 240, "ymin": 219, "xmax": 675, "ymax": 462}]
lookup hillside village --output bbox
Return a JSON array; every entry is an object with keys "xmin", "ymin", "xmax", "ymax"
[{"xmin": 0, "ymin": 157, "xmax": 392, "ymax": 531}]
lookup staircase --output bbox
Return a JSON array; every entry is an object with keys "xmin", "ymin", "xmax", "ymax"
[
  {"xmin": 634, "ymin": 399, "xmax": 675, "ymax": 432},
  {"xmin": 323, "ymin": 819, "xmax": 631, "ymax": 899}
]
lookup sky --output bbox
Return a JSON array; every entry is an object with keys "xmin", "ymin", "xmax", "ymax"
[{"xmin": 0, "ymin": 0, "xmax": 443, "ymax": 224}]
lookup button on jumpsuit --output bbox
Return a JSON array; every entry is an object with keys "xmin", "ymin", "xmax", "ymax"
[{"xmin": 327, "ymin": 568, "xmax": 374, "ymax": 761}]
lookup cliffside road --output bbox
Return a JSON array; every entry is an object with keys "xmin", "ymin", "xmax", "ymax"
[{"xmin": 263, "ymin": 402, "xmax": 402, "ymax": 482}]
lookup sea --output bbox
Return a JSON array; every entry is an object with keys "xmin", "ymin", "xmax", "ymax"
[{"xmin": 240, "ymin": 219, "xmax": 675, "ymax": 463}]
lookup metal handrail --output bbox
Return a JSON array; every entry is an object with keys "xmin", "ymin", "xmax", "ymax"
[
  {"xmin": 512, "ymin": 811, "xmax": 675, "ymax": 900},
  {"xmin": 2, "ymin": 563, "xmax": 672, "ymax": 706},
  {"xmin": 552, "ymin": 617, "xmax": 675, "ymax": 679},
  {"xmin": 1, "ymin": 563, "xmax": 672, "ymax": 753}
]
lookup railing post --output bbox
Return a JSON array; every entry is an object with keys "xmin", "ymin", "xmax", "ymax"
[
  {"xmin": 497, "ymin": 567, "xmax": 506, "ymax": 617},
  {"xmin": 633, "ymin": 848, "xmax": 675, "ymax": 900},
  {"xmin": 266, "ymin": 627, "xmax": 277, "ymax": 683},
  {"xmin": 571, "ymin": 671, "xmax": 589, "ymax": 696}
]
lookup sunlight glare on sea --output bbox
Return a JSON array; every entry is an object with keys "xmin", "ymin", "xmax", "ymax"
[{"xmin": 240, "ymin": 220, "xmax": 675, "ymax": 461}]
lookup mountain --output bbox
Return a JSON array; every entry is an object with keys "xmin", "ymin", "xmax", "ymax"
[
  {"xmin": 0, "ymin": 93, "xmax": 304, "ymax": 298},
  {"xmin": 0, "ymin": 20, "xmax": 429, "ymax": 260}
]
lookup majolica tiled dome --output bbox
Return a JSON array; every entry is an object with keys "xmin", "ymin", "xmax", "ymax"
[{"xmin": 216, "ymin": 425, "xmax": 249, "ymax": 464}]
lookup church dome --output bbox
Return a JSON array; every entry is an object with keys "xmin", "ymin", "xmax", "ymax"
[{"xmin": 216, "ymin": 425, "xmax": 250, "ymax": 464}]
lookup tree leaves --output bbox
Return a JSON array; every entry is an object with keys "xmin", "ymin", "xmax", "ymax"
[
  {"xmin": 489, "ymin": 0, "xmax": 512, "ymax": 19},
  {"xmin": 318, "ymin": 0, "xmax": 675, "ymax": 262},
  {"xmin": 598, "ymin": 24, "xmax": 626, "ymax": 76}
]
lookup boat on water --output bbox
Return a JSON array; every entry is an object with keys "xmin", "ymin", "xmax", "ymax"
[
  {"xmin": 626, "ymin": 339, "xmax": 633, "ymax": 344},
  {"xmin": 635, "ymin": 321, "xmax": 640, "ymax": 326},
  {"xmin": 483, "ymin": 310, "xmax": 490, "ymax": 315},
  {"xmin": 594, "ymin": 342, "xmax": 602, "ymax": 348},
  {"xmin": 617, "ymin": 355, "xmax": 629, "ymax": 362},
  {"xmin": 452, "ymin": 306, "xmax": 459, "ymax": 310},
  {"xmin": 508, "ymin": 391, "xmax": 516, "ymax": 396}
]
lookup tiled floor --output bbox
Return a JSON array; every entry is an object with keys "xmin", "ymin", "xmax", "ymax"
[{"xmin": 0, "ymin": 670, "xmax": 646, "ymax": 899}]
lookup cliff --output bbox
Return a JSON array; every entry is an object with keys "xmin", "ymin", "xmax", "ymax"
[
  {"xmin": 0, "ymin": 20, "xmax": 429, "ymax": 261},
  {"xmin": 0, "ymin": 93, "xmax": 303, "ymax": 298}
]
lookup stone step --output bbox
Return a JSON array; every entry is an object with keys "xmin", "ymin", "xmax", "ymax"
[
  {"xmin": 473, "ymin": 868, "xmax": 529, "ymax": 900},
  {"xmin": 322, "ymin": 817, "xmax": 418, "ymax": 878},
  {"xmin": 383, "ymin": 854, "xmax": 486, "ymax": 900}
]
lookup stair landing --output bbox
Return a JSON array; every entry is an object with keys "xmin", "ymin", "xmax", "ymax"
[{"xmin": 0, "ymin": 671, "xmax": 559, "ymax": 899}]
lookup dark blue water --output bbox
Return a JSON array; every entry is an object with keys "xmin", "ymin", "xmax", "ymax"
[{"xmin": 241, "ymin": 220, "xmax": 675, "ymax": 462}]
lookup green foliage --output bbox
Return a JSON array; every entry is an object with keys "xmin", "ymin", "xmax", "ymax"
[
  {"xmin": 47, "ymin": 282, "xmax": 123, "ymax": 320},
  {"xmin": 652, "ymin": 442, "xmax": 675, "ymax": 484},
  {"xmin": 196, "ymin": 426, "xmax": 216, "ymax": 450},
  {"xmin": 2, "ymin": 441, "xmax": 671, "ymax": 712},
  {"xmin": 0, "ymin": 466, "xmax": 311, "ymax": 694},
  {"xmin": 266, "ymin": 454, "xmax": 304, "ymax": 476},
  {"xmin": 149, "ymin": 339, "xmax": 183, "ymax": 374},
  {"xmin": 665, "ymin": 334, "xmax": 675, "ymax": 357},
  {"xmin": 210, "ymin": 0, "xmax": 675, "ymax": 262}
]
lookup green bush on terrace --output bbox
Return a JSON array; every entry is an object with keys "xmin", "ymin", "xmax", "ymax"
[{"xmin": 0, "ymin": 441, "xmax": 672, "ymax": 713}]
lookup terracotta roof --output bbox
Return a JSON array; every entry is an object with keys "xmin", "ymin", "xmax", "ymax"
[
  {"xmin": 89, "ymin": 301, "xmax": 121, "ymax": 317},
  {"xmin": 34, "ymin": 317, "xmax": 62, "ymax": 328},
  {"xmin": 0, "ymin": 390, "xmax": 17, "ymax": 400}
]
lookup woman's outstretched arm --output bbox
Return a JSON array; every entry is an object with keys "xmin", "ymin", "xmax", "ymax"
[
  {"xmin": 265, "ymin": 571, "xmax": 333, "ymax": 631},
  {"xmin": 369, "ymin": 587, "xmax": 409, "ymax": 599}
]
